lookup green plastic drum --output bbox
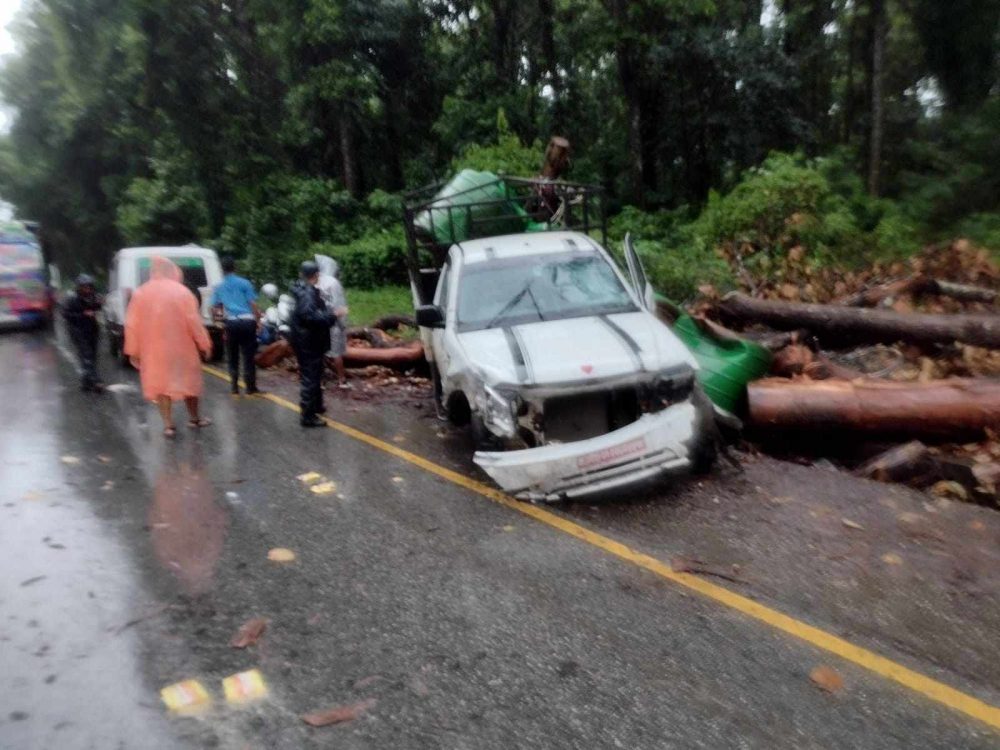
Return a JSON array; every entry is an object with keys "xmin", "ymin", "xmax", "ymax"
[{"xmin": 669, "ymin": 307, "xmax": 772, "ymax": 416}]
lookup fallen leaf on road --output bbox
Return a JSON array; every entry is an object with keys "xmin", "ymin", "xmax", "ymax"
[
  {"xmin": 230, "ymin": 618, "xmax": 268, "ymax": 648},
  {"xmin": 310, "ymin": 481, "xmax": 336, "ymax": 495},
  {"xmin": 881, "ymin": 552, "xmax": 903, "ymax": 565},
  {"xmin": 841, "ymin": 518, "xmax": 864, "ymax": 531},
  {"xmin": 60, "ymin": 455, "xmax": 80, "ymax": 465},
  {"xmin": 267, "ymin": 548, "xmax": 296, "ymax": 563},
  {"xmin": 502, "ymin": 525, "xmax": 515, "ymax": 532},
  {"xmin": 968, "ymin": 520, "xmax": 985, "ymax": 532},
  {"xmin": 391, "ymin": 476, "xmax": 404, "ymax": 484},
  {"xmin": 97, "ymin": 455, "xmax": 112, "ymax": 464},
  {"xmin": 297, "ymin": 472, "xmax": 322, "ymax": 484},
  {"xmin": 809, "ymin": 665, "xmax": 844, "ymax": 693},
  {"xmin": 302, "ymin": 699, "xmax": 376, "ymax": 727},
  {"xmin": 101, "ymin": 480, "xmax": 115, "ymax": 491}
]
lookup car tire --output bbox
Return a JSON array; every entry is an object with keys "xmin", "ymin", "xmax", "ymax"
[
  {"xmin": 689, "ymin": 437, "xmax": 718, "ymax": 475},
  {"xmin": 470, "ymin": 412, "xmax": 503, "ymax": 451},
  {"xmin": 689, "ymin": 385, "xmax": 719, "ymax": 475}
]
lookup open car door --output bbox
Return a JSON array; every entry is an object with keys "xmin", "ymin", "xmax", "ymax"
[{"xmin": 623, "ymin": 232, "xmax": 656, "ymax": 311}]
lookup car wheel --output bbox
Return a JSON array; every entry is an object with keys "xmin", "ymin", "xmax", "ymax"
[
  {"xmin": 689, "ymin": 385, "xmax": 720, "ymax": 474},
  {"xmin": 689, "ymin": 437, "xmax": 718, "ymax": 475},
  {"xmin": 470, "ymin": 412, "xmax": 503, "ymax": 451}
]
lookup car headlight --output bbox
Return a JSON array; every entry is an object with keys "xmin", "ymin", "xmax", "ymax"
[
  {"xmin": 653, "ymin": 366, "xmax": 696, "ymax": 404},
  {"xmin": 477, "ymin": 385, "xmax": 517, "ymax": 437}
]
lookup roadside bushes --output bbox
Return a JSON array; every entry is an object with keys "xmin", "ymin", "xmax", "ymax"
[
  {"xmin": 611, "ymin": 152, "xmax": 927, "ymax": 301},
  {"xmin": 216, "ymin": 178, "xmax": 409, "ymax": 288},
  {"xmin": 310, "ymin": 228, "xmax": 408, "ymax": 290}
]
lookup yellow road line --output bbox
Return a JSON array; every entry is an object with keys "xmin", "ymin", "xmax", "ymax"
[{"xmin": 204, "ymin": 364, "xmax": 1000, "ymax": 731}]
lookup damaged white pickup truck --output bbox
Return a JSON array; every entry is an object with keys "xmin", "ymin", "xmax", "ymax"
[{"xmin": 415, "ymin": 230, "xmax": 716, "ymax": 501}]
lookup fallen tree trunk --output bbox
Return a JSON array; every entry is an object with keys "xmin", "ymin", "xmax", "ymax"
[
  {"xmin": 838, "ymin": 275, "xmax": 934, "ymax": 307},
  {"xmin": 839, "ymin": 275, "xmax": 997, "ymax": 307},
  {"xmin": 932, "ymin": 280, "xmax": 997, "ymax": 305},
  {"xmin": 718, "ymin": 293, "xmax": 1000, "ymax": 348},
  {"xmin": 343, "ymin": 341, "xmax": 424, "ymax": 370},
  {"xmin": 854, "ymin": 441, "xmax": 931, "ymax": 482},
  {"xmin": 748, "ymin": 378, "xmax": 1000, "ymax": 438}
]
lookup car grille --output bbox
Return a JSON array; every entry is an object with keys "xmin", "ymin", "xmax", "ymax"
[{"xmin": 542, "ymin": 387, "xmax": 641, "ymax": 443}]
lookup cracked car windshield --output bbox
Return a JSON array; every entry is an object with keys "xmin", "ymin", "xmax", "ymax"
[{"xmin": 457, "ymin": 251, "xmax": 637, "ymax": 331}]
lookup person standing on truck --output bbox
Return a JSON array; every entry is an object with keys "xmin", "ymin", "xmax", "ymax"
[
  {"xmin": 61, "ymin": 274, "xmax": 105, "ymax": 393},
  {"xmin": 314, "ymin": 254, "xmax": 350, "ymax": 389},
  {"xmin": 211, "ymin": 256, "xmax": 262, "ymax": 395},
  {"xmin": 125, "ymin": 257, "xmax": 213, "ymax": 439},
  {"xmin": 290, "ymin": 260, "xmax": 336, "ymax": 427}
]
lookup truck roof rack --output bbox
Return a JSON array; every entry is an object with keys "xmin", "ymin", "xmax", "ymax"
[{"xmin": 402, "ymin": 173, "xmax": 606, "ymax": 304}]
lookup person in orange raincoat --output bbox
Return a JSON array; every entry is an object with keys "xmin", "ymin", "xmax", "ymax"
[{"xmin": 124, "ymin": 256, "xmax": 213, "ymax": 438}]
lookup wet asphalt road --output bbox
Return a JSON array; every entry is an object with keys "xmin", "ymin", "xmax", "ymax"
[{"xmin": 1, "ymin": 328, "xmax": 999, "ymax": 749}]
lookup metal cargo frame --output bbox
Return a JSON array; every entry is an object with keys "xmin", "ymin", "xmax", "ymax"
[{"xmin": 402, "ymin": 175, "xmax": 606, "ymax": 306}]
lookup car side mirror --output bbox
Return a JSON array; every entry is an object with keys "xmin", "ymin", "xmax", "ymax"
[{"xmin": 415, "ymin": 304, "xmax": 445, "ymax": 329}]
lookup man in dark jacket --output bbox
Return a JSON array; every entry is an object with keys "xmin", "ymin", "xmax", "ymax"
[
  {"xmin": 62, "ymin": 274, "xmax": 105, "ymax": 392},
  {"xmin": 290, "ymin": 260, "xmax": 336, "ymax": 427}
]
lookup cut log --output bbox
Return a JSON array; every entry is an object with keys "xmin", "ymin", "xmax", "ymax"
[
  {"xmin": 748, "ymin": 378, "xmax": 1000, "ymax": 439},
  {"xmin": 718, "ymin": 293, "xmax": 1000, "ymax": 348},
  {"xmin": 371, "ymin": 314, "xmax": 416, "ymax": 331},
  {"xmin": 541, "ymin": 136, "xmax": 571, "ymax": 179},
  {"xmin": 342, "ymin": 341, "xmax": 424, "ymax": 370},
  {"xmin": 345, "ymin": 327, "xmax": 396, "ymax": 349},
  {"xmin": 255, "ymin": 340, "xmax": 293, "ymax": 369},
  {"xmin": 854, "ymin": 441, "xmax": 931, "ymax": 482}
]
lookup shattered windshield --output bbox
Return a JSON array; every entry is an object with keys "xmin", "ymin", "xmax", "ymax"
[{"xmin": 457, "ymin": 251, "xmax": 637, "ymax": 331}]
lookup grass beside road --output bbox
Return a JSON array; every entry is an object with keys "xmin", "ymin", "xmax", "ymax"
[{"xmin": 347, "ymin": 285, "xmax": 413, "ymax": 327}]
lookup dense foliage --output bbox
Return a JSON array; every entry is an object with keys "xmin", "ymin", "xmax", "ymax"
[{"xmin": 0, "ymin": 0, "xmax": 997, "ymax": 297}]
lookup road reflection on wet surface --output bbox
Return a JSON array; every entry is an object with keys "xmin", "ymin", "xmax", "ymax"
[
  {"xmin": 150, "ymin": 447, "xmax": 228, "ymax": 597},
  {"xmin": 1, "ymin": 332, "xmax": 188, "ymax": 749}
]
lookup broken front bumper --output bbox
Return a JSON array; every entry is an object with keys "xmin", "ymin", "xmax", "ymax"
[{"xmin": 473, "ymin": 402, "xmax": 702, "ymax": 502}]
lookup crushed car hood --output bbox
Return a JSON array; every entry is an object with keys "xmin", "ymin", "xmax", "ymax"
[{"xmin": 457, "ymin": 312, "xmax": 697, "ymax": 386}]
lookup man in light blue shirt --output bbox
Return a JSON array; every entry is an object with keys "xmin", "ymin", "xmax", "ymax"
[{"xmin": 211, "ymin": 256, "xmax": 262, "ymax": 395}]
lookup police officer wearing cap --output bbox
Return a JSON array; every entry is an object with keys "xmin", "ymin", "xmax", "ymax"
[
  {"xmin": 289, "ymin": 260, "xmax": 337, "ymax": 427},
  {"xmin": 61, "ymin": 274, "xmax": 105, "ymax": 392}
]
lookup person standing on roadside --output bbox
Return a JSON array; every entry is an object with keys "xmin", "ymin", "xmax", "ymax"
[
  {"xmin": 62, "ymin": 274, "xmax": 105, "ymax": 393},
  {"xmin": 314, "ymin": 254, "xmax": 350, "ymax": 389},
  {"xmin": 290, "ymin": 260, "xmax": 336, "ymax": 427},
  {"xmin": 211, "ymin": 256, "xmax": 262, "ymax": 395},
  {"xmin": 124, "ymin": 257, "xmax": 213, "ymax": 439}
]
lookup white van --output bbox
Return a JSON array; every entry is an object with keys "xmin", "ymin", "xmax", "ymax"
[{"xmin": 104, "ymin": 245, "xmax": 224, "ymax": 362}]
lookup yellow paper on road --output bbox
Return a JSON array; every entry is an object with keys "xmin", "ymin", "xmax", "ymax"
[
  {"xmin": 267, "ymin": 547, "xmax": 296, "ymax": 562},
  {"xmin": 161, "ymin": 679, "xmax": 211, "ymax": 713},
  {"xmin": 222, "ymin": 669, "xmax": 268, "ymax": 704}
]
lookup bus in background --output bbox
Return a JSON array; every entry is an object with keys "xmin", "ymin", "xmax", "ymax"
[{"xmin": 0, "ymin": 220, "xmax": 54, "ymax": 329}]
